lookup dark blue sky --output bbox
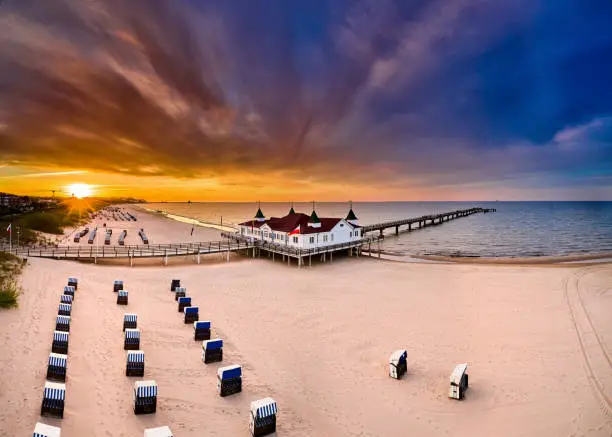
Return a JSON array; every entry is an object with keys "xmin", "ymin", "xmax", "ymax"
[{"xmin": 1, "ymin": 0, "xmax": 611, "ymax": 199}]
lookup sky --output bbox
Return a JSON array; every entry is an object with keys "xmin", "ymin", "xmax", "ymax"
[{"xmin": 0, "ymin": 0, "xmax": 611, "ymax": 201}]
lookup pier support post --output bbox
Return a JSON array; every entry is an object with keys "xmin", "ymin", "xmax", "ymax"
[
  {"xmin": 130, "ymin": 252, "xmax": 133, "ymax": 267},
  {"xmin": 380, "ymin": 229, "xmax": 383, "ymax": 237},
  {"xmin": 197, "ymin": 251, "xmax": 201, "ymax": 264},
  {"xmin": 273, "ymin": 252, "xmax": 275, "ymax": 262},
  {"xmin": 395, "ymin": 226, "xmax": 399, "ymax": 235},
  {"xmin": 309, "ymin": 255, "xmax": 312, "ymax": 267},
  {"xmin": 227, "ymin": 249, "xmax": 230, "ymax": 262},
  {"xmin": 288, "ymin": 255, "xmax": 290, "ymax": 266},
  {"xmin": 408, "ymin": 223, "xmax": 412, "ymax": 231},
  {"xmin": 164, "ymin": 253, "xmax": 168, "ymax": 266},
  {"xmin": 330, "ymin": 251, "xmax": 333, "ymax": 263}
]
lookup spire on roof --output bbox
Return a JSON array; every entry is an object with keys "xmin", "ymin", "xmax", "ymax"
[
  {"xmin": 346, "ymin": 200, "xmax": 358, "ymax": 222},
  {"xmin": 288, "ymin": 201, "xmax": 295, "ymax": 215},
  {"xmin": 255, "ymin": 201, "xmax": 265, "ymax": 222},
  {"xmin": 308, "ymin": 201, "xmax": 321, "ymax": 227}
]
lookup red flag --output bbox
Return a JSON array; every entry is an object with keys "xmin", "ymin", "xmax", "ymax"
[{"xmin": 288, "ymin": 225, "xmax": 300, "ymax": 236}]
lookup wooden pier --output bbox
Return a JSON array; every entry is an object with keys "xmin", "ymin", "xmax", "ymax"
[
  {"xmin": 361, "ymin": 207, "xmax": 496, "ymax": 237},
  {"xmin": 0, "ymin": 207, "xmax": 495, "ymax": 266}
]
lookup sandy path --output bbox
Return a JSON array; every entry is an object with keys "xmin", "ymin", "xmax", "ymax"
[{"xmin": 1, "ymin": 256, "xmax": 611, "ymax": 436}]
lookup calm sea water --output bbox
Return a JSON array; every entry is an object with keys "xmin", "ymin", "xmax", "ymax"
[{"xmin": 144, "ymin": 202, "xmax": 612, "ymax": 257}]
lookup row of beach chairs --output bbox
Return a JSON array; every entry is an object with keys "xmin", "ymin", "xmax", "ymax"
[
  {"xmin": 34, "ymin": 277, "xmax": 78, "ymax": 436},
  {"xmin": 171, "ymin": 279, "xmax": 276, "ymax": 436},
  {"xmin": 388, "ymin": 349, "xmax": 469, "ymax": 400},
  {"xmin": 114, "ymin": 280, "xmax": 173, "ymax": 437}
]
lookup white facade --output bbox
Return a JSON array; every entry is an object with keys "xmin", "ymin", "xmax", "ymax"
[{"xmin": 239, "ymin": 218, "xmax": 362, "ymax": 249}]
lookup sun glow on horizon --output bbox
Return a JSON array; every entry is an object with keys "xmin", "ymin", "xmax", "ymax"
[{"xmin": 67, "ymin": 183, "xmax": 93, "ymax": 199}]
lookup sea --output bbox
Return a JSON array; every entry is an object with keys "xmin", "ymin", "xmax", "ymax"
[{"xmin": 143, "ymin": 202, "xmax": 612, "ymax": 258}]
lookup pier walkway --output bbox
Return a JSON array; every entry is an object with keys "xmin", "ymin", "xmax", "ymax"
[{"xmin": 362, "ymin": 207, "xmax": 496, "ymax": 236}]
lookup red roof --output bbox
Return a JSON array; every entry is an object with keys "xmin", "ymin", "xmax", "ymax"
[{"xmin": 239, "ymin": 212, "xmax": 359, "ymax": 234}]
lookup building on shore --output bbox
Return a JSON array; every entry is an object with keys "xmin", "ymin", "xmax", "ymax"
[{"xmin": 237, "ymin": 204, "xmax": 362, "ymax": 250}]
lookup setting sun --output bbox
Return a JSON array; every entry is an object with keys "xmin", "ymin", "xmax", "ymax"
[{"xmin": 67, "ymin": 183, "xmax": 93, "ymax": 199}]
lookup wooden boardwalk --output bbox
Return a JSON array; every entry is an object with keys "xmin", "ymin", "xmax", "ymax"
[
  {"xmin": 361, "ymin": 207, "xmax": 496, "ymax": 236},
  {"xmin": 1, "ymin": 240, "xmax": 254, "ymax": 265}
]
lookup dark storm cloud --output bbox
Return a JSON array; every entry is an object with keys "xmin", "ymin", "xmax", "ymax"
[{"xmin": 0, "ymin": 0, "xmax": 611, "ymax": 188}]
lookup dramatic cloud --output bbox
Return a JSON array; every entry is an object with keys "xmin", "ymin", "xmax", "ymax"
[{"xmin": 0, "ymin": 0, "xmax": 611, "ymax": 196}]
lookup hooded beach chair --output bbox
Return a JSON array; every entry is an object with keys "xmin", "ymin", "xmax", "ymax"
[
  {"xmin": 170, "ymin": 279, "xmax": 180, "ymax": 292},
  {"xmin": 126, "ymin": 350, "xmax": 145, "ymax": 377},
  {"xmin": 202, "ymin": 338, "xmax": 223, "ymax": 364},
  {"xmin": 217, "ymin": 364, "xmax": 242, "ymax": 397},
  {"xmin": 67, "ymin": 277, "xmax": 78, "ymax": 289},
  {"xmin": 144, "ymin": 426, "xmax": 173, "ymax": 437},
  {"xmin": 249, "ymin": 397, "xmax": 277, "ymax": 436},
  {"xmin": 124, "ymin": 328, "xmax": 141, "ymax": 350},
  {"xmin": 184, "ymin": 306, "xmax": 199, "ymax": 324},
  {"xmin": 389, "ymin": 349, "xmax": 408, "ymax": 379},
  {"xmin": 60, "ymin": 294, "xmax": 73, "ymax": 305},
  {"xmin": 40, "ymin": 381, "xmax": 66, "ymax": 418},
  {"xmin": 58, "ymin": 303, "xmax": 72, "ymax": 317},
  {"xmin": 47, "ymin": 352, "xmax": 68, "ymax": 382},
  {"xmin": 113, "ymin": 280, "xmax": 124, "ymax": 292},
  {"xmin": 123, "ymin": 313, "xmax": 138, "ymax": 331},
  {"xmin": 63, "ymin": 286, "xmax": 75, "ymax": 298},
  {"xmin": 177, "ymin": 296, "xmax": 191, "ymax": 312},
  {"xmin": 52, "ymin": 330, "xmax": 69, "ymax": 354},
  {"xmin": 33, "ymin": 422, "xmax": 61, "ymax": 437},
  {"xmin": 174, "ymin": 287, "xmax": 187, "ymax": 301},
  {"xmin": 193, "ymin": 321, "xmax": 211, "ymax": 341},
  {"xmin": 449, "ymin": 363, "xmax": 469, "ymax": 400},
  {"xmin": 133, "ymin": 380, "xmax": 157, "ymax": 414},
  {"xmin": 117, "ymin": 290, "xmax": 129, "ymax": 305},
  {"xmin": 56, "ymin": 315, "xmax": 70, "ymax": 333}
]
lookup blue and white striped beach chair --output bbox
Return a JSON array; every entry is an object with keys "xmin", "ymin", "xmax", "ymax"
[
  {"xmin": 177, "ymin": 296, "xmax": 191, "ymax": 312},
  {"xmin": 33, "ymin": 422, "xmax": 61, "ymax": 437},
  {"xmin": 133, "ymin": 380, "xmax": 157, "ymax": 415},
  {"xmin": 126, "ymin": 350, "xmax": 145, "ymax": 377},
  {"xmin": 67, "ymin": 277, "xmax": 78, "ymax": 289},
  {"xmin": 52, "ymin": 330, "xmax": 69, "ymax": 354},
  {"xmin": 249, "ymin": 397, "xmax": 277, "ymax": 436},
  {"xmin": 63, "ymin": 286, "xmax": 75, "ymax": 298},
  {"xmin": 55, "ymin": 315, "xmax": 70, "ymax": 333},
  {"xmin": 170, "ymin": 279, "xmax": 180, "ymax": 292},
  {"xmin": 184, "ymin": 306, "xmax": 199, "ymax": 324},
  {"xmin": 193, "ymin": 320, "xmax": 211, "ymax": 341},
  {"xmin": 47, "ymin": 352, "xmax": 68, "ymax": 382},
  {"xmin": 144, "ymin": 426, "xmax": 173, "ymax": 437},
  {"xmin": 58, "ymin": 303, "xmax": 72, "ymax": 316},
  {"xmin": 123, "ymin": 313, "xmax": 138, "ymax": 331},
  {"xmin": 60, "ymin": 294, "xmax": 73, "ymax": 305},
  {"xmin": 217, "ymin": 364, "xmax": 242, "ymax": 397},
  {"xmin": 124, "ymin": 328, "xmax": 140, "ymax": 350},
  {"xmin": 389, "ymin": 349, "xmax": 408, "ymax": 380},
  {"xmin": 174, "ymin": 287, "xmax": 187, "ymax": 301},
  {"xmin": 114, "ymin": 280, "xmax": 124, "ymax": 292},
  {"xmin": 40, "ymin": 381, "xmax": 66, "ymax": 418},
  {"xmin": 117, "ymin": 290, "xmax": 128, "ymax": 305},
  {"xmin": 202, "ymin": 338, "xmax": 223, "ymax": 364}
]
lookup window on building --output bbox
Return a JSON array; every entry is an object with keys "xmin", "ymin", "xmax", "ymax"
[
  {"xmin": 323, "ymin": 235, "xmax": 328, "ymax": 242},
  {"xmin": 349, "ymin": 232, "xmax": 353, "ymax": 237},
  {"xmin": 331, "ymin": 234, "xmax": 334, "ymax": 241},
  {"xmin": 293, "ymin": 236, "xmax": 298, "ymax": 243},
  {"xmin": 309, "ymin": 236, "xmax": 315, "ymax": 243},
  {"xmin": 355, "ymin": 230, "xmax": 360, "ymax": 237}
]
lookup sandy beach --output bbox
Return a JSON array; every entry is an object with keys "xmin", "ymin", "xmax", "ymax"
[{"xmin": 1, "ymin": 211, "xmax": 611, "ymax": 436}]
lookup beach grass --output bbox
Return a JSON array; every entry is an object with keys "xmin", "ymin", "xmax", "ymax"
[{"xmin": 0, "ymin": 252, "xmax": 26, "ymax": 309}]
